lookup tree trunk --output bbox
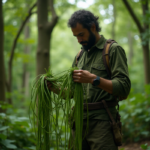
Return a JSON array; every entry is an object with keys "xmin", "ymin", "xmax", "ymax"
[
  {"xmin": 7, "ymin": 3, "xmax": 36, "ymax": 104},
  {"xmin": 112, "ymin": 0, "xmax": 116, "ymax": 39},
  {"xmin": 22, "ymin": 21, "xmax": 30, "ymax": 97},
  {"xmin": 127, "ymin": 22, "xmax": 134, "ymax": 66},
  {"xmin": 142, "ymin": 44, "xmax": 150, "ymax": 84},
  {"xmin": 0, "ymin": 0, "xmax": 6, "ymax": 112},
  {"xmin": 36, "ymin": 0, "xmax": 58, "ymax": 76},
  {"xmin": 141, "ymin": 0, "xmax": 150, "ymax": 84},
  {"xmin": 122, "ymin": 0, "xmax": 150, "ymax": 84},
  {"xmin": 37, "ymin": 0, "xmax": 50, "ymax": 75}
]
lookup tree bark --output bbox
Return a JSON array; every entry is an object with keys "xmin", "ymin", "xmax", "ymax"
[
  {"xmin": 22, "ymin": 20, "xmax": 30, "ymax": 97},
  {"xmin": 0, "ymin": 0, "xmax": 6, "ymax": 112},
  {"xmin": 36, "ymin": 0, "xmax": 58, "ymax": 76},
  {"xmin": 127, "ymin": 22, "xmax": 134, "ymax": 66},
  {"xmin": 112, "ymin": 0, "xmax": 116, "ymax": 39},
  {"xmin": 122, "ymin": 0, "xmax": 150, "ymax": 84},
  {"xmin": 7, "ymin": 3, "xmax": 36, "ymax": 104},
  {"xmin": 141, "ymin": 0, "xmax": 150, "ymax": 84}
]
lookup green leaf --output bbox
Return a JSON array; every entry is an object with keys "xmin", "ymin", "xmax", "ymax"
[
  {"xmin": 141, "ymin": 143, "xmax": 148, "ymax": 149},
  {"xmin": 0, "ymin": 126, "xmax": 9, "ymax": 131},
  {"xmin": 141, "ymin": 131, "xmax": 149, "ymax": 136},
  {"xmin": 0, "ymin": 133, "xmax": 7, "ymax": 140},
  {"xmin": 145, "ymin": 84, "xmax": 150, "ymax": 95},
  {"xmin": 1, "ymin": 139, "xmax": 17, "ymax": 149},
  {"xmin": 23, "ymin": 146, "xmax": 36, "ymax": 150},
  {"xmin": 145, "ymin": 117, "xmax": 150, "ymax": 122}
]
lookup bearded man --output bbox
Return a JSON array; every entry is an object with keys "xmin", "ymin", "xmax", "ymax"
[{"xmin": 67, "ymin": 10, "xmax": 131, "ymax": 150}]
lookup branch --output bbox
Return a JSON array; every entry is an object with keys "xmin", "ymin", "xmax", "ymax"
[
  {"xmin": 122, "ymin": 0, "xmax": 144, "ymax": 33},
  {"xmin": 141, "ymin": 0, "xmax": 149, "ymax": 30},
  {"xmin": 47, "ymin": 0, "xmax": 58, "ymax": 33},
  {"xmin": 31, "ymin": 11, "xmax": 37, "ymax": 15},
  {"xmin": 49, "ymin": 0, "xmax": 57, "ymax": 18},
  {"xmin": 8, "ymin": 3, "xmax": 37, "ymax": 90}
]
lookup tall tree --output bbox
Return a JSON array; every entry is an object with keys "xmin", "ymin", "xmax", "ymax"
[
  {"xmin": 36, "ymin": 0, "xmax": 58, "ymax": 75},
  {"xmin": 112, "ymin": 0, "xmax": 116, "ymax": 39},
  {"xmin": 127, "ymin": 22, "xmax": 134, "ymax": 66},
  {"xmin": 0, "ymin": 0, "xmax": 6, "ymax": 111},
  {"xmin": 22, "ymin": 20, "xmax": 30, "ymax": 97},
  {"xmin": 122, "ymin": 0, "xmax": 150, "ymax": 84},
  {"xmin": 7, "ymin": 3, "xmax": 36, "ymax": 104}
]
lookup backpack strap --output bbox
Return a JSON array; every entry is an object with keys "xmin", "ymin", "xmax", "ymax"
[
  {"xmin": 75, "ymin": 49, "xmax": 84, "ymax": 67},
  {"xmin": 102, "ymin": 100, "xmax": 116, "ymax": 124},
  {"xmin": 102, "ymin": 39, "xmax": 117, "ymax": 79},
  {"xmin": 103, "ymin": 39, "xmax": 128, "ymax": 101}
]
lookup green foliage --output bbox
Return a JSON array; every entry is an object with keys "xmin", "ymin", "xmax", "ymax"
[
  {"xmin": 0, "ymin": 102, "xmax": 36, "ymax": 150},
  {"xmin": 141, "ymin": 143, "xmax": 150, "ymax": 150},
  {"xmin": 120, "ymin": 84, "xmax": 150, "ymax": 142}
]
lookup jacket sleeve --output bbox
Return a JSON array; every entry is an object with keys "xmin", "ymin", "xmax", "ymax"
[{"xmin": 109, "ymin": 44, "xmax": 131, "ymax": 97}]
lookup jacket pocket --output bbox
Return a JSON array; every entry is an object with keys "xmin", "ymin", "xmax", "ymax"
[{"xmin": 91, "ymin": 63, "xmax": 108, "ymax": 78}]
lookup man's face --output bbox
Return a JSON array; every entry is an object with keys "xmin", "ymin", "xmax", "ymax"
[{"xmin": 71, "ymin": 23, "xmax": 96, "ymax": 51}]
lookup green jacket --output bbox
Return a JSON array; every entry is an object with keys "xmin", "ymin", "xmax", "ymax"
[{"xmin": 72, "ymin": 35, "xmax": 131, "ymax": 120}]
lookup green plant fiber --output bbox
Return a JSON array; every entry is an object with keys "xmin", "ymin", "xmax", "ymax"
[{"xmin": 30, "ymin": 67, "xmax": 87, "ymax": 150}]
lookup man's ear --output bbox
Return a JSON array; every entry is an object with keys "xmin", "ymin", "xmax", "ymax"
[{"xmin": 90, "ymin": 24, "xmax": 96, "ymax": 32}]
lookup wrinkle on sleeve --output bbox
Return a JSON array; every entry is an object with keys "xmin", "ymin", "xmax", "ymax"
[{"xmin": 109, "ymin": 45, "xmax": 131, "ymax": 97}]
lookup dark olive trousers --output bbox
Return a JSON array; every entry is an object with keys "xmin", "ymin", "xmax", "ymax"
[{"xmin": 71, "ymin": 119, "xmax": 118, "ymax": 150}]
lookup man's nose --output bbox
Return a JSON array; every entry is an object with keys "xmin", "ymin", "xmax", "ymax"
[{"xmin": 77, "ymin": 37, "xmax": 83, "ymax": 43}]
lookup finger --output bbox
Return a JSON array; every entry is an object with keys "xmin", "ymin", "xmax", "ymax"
[
  {"xmin": 73, "ymin": 76, "xmax": 81, "ymax": 79},
  {"xmin": 73, "ymin": 79, "xmax": 80, "ymax": 83},
  {"xmin": 73, "ymin": 73, "xmax": 82, "ymax": 76},
  {"xmin": 73, "ymin": 70, "xmax": 82, "ymax": 73}
]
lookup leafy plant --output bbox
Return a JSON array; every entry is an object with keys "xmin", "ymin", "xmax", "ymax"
[
  {"xmin": 120, "ymin": 84, "xmax": 150, "ymax": 142},
  {"xmin": 141, "ymin": 143, "xmax": 150, "ymax": 150},
  {"xmin": 0, "ymin": 102, "xmax": 36, "ymax": 150}
]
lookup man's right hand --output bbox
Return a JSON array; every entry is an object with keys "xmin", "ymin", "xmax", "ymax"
[
  {"xmin": 44, "ymin": 77, "xmax": 61, "ymax": 95},
  {"xmin": 44, "ymin": 77, "xmax": 53, "ymax": 91}
]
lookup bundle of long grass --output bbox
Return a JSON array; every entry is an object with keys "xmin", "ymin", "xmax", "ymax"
[{"xmin": 30, "ymin": 67, "xmax": 87, "ymax": 150}]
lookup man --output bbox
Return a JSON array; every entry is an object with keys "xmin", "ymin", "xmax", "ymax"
[{"xmin": 67, "ymin": 10, "xmax": 131, "ymax": 150}]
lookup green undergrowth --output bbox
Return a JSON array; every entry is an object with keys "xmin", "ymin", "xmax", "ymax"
[
  {"xmin": 30, "ymin": 67, "xmax": 88, "ymax": 150},
  {"xmin": 0, "ymin": 102, "xmax": 36, "ymax": 150},
  {"xmin": 119, "ymin": 84, "xmax": 150, "ymax": 143}
]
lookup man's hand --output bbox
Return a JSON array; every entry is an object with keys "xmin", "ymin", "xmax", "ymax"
[
  {"xmin": 44, "ymin": 77, "xmax": 53, "ymax": 90},
  {"xmin": 73, "ymin": 70, "xmax": 96, "ymax": 84}
]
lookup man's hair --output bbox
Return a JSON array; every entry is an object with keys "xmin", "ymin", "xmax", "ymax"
[{"xmin": 68, "ymin": 10, "xmax": 101, "ymax": 32}]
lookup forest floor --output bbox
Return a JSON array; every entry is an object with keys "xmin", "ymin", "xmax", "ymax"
[{"xmin": 119, "ymin": 140, "xmax": 150, "ymax": 150}]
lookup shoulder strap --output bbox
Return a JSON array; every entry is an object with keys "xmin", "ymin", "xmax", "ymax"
[
  {"xmin": 75, "ymin": 49, "xmax": 84, "ymax": 67},
  {"xmin": 102, "ymin": 100, "xmax": 116, "ymax": 124},
  {"xmin": 102, "ymin": 39, "xmax": 117, "ymax": 79},
  {"xmin": 103, "ymin": 40, "xmax": 128, "ymax": 101}
]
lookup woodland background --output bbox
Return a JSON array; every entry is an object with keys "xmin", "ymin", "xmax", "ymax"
[{"xmin": 0, "ymin": 0, "xmax": 150, "ymax": 149}]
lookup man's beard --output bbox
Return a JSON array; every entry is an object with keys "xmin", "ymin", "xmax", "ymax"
[{"xmin": 80, "ymin": 31, "xmax": 96, "ymax": 51}]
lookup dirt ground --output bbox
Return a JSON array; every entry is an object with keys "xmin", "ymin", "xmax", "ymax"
[{"xmin": 119, "ymin": 140, "xmax": 150, "ymax": 150}]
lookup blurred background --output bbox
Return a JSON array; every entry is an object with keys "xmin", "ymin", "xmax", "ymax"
[{"xmin": 0, "ymin": 0, "xmax": 150, "ymax": 149}]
